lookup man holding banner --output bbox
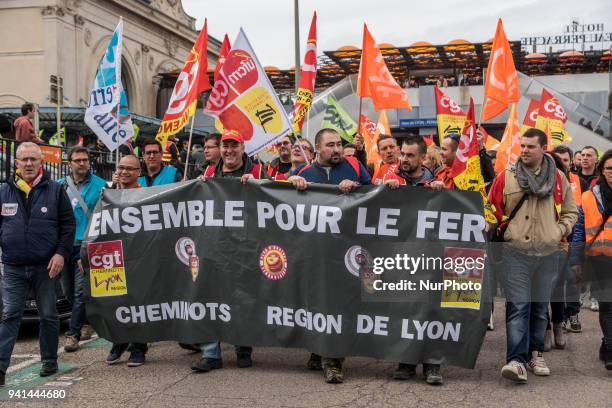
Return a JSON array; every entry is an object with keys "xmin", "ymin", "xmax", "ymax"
[
  {"xmin": 192, "ymin": 130, "xmax": 266, "ymax": 373},
  {"xmin": 288, "ymin": 128, "xmax": 371, "ymax": 383}
]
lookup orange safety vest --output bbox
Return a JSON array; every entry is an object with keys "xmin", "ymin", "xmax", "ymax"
[
  {"xmin": 162, "ymin": 141, "xmax": 174, "ymax": 163},
  {"xmin": 372, "ymin": 160, "xmax": 399, "ymax": 185},
  {"xmin": 582, "ymin": 188, "xmax": 612, "ymax": 257},
  {"xmin": 569, "ymin": 172, "xmax": 582, "ymax": 207}
]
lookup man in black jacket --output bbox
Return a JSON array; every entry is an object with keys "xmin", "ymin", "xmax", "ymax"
[{"xmin": 0, "ymin": 142, "xmax": 75, "ymax": 386}]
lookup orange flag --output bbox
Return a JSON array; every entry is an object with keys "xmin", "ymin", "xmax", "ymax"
[
  {"xmin": 357, "ymin": 24, "xmax": 412, "ymax": 112},
  {"xmin": 157, "ymin": 19, "xmax": 211, "ymax": 143},
  {"xmin": 520, "ymin": 98, "xmax": 539, "ymax": 135},
  {"xmin": 494, "ymin": 103, "xmax": 521, "ymax": 173},
  {"xmin": 359, "ymin": 114, "xmax": 382, "ymax": 165},
  {"xmin": 482, "ymin": 19, "xmax": 519, "ymax": 121},
  {"xmin": 375, "ymin": 110, "xmax": 391, "ymax": 137}
]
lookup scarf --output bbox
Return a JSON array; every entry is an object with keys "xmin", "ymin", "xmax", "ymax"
[
  {"xmin": 15, "ymin": 168, "xmax": 43, "ymax": 198},
  {"xmin": 515, "ymin": 154, "xmax": 557, "ymax": 198}
]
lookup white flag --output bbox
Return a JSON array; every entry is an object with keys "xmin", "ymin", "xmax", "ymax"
[
  {"xmin": 204, "ymin": 29, "xmax": 291, "ymax": 156},
  {"xmin": 84, "ymin": 19, "xmax": 133, "ymax": 151}
]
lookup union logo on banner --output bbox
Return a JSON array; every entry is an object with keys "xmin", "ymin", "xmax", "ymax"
[
  {"xmin": 88, "ymin": 240, "xmax": 127, "ymax": 297},
  {"xmin": 204, "ymin": 29, "xmax": 291, "ymax": 156}
]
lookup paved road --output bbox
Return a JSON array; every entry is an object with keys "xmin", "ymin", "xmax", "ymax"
[{"xmin": 1, "ymin": 301, "xmax": 611, "ymax": 408}]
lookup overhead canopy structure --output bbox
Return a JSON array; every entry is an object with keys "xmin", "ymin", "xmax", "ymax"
[{"xmin": 195, "ymin": 39, "xmax": 609, "ymax": 92}]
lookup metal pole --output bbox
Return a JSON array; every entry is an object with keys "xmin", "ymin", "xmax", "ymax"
[
  {"xmin": 115, "ymin": 102, "xmax": 120, "ymax": 170},
  {"xmin": 56, "ymin": 77, "xmax": 61, "ymax": 144},
  {"xmin": 293, "ymin": 0, "xmax": 300, "ymax": 95},
  {"xmin": 183, "ymin": 115, "xmax": 196, "ymax": 181}
]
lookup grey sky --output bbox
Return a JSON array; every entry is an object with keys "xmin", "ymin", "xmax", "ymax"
[{"xmin": 181, "ymin": 0, "xmax": 612, "ymax": 67}]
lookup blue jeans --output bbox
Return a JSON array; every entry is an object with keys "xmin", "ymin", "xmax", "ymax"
[
  {"xmin": 59, "ymin": 245, "xmax": 85, "ymax": 339},
  {"xmin": 0, "ymin": 264, "xmax": 59, "ymax": 373},
  {"xmin": 501, "ymin": 249, "xmax": 559, "ymax": 364},
  {"xmin": 200, "ymin": 342, "xmax": 251, "ymax": 360}
]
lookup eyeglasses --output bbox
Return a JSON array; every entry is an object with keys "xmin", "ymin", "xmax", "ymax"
[
  {"xmin": 16, "ymin": 157, "xmax": 41, "ymax": 163},
  {"xmin": 70, "ymin": 159, "xmax": 89, "ymax": 164},
  {"xmin": 292, "ymin": 144, "xmax": 312, "ymax": 152},
  {"xmin": 117, "ymin": 166, "xmax": 139, "ymax": 172},
  {"xmin": 143, "ymin": 150, "xmax": 161, "ymax": 156}
]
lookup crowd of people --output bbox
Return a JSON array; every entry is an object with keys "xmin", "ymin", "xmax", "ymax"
[{"xmin": 0, "ymin": 105, "xmax": 610, "ymax": 388}]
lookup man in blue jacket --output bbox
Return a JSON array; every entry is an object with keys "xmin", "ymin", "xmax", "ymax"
[
  {"xmin": 0, "ymin": 142, "xmax": 75, "ymax": 386},
  {"xmin": 58, "ymin": 146, "xmax": 106, "ymax": 352},
  {"xmin": 287, "ymin": 128, "xmax": 371, "ymax": 384},
  {"xmin": 138, "ymin": 140, "xmax": 182, "ymax": 187}
]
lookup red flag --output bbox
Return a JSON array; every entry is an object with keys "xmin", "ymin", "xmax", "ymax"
[
  {"xmin": 452, "ymin": 98, "xmax": 498, "ymax": 223},
  {"xmin": 451, "ymin": 98, "xmax": 478, "ymax": 179},
  {"xmin": 157, "ymin": 19, "xmax": 211, "ymax": 143},
  {"xmin": 292, "ymin": 12, "xmax": 317, "ymax": 134},
  {"xmin": 214, "ymin": 34, "xmax": 231, "ymax": 82},
  {"xmin": 482, "ymin": 19, "xmax": 519, "ymax": 121},
  {"xmin": 357, "ymin": 24, "xmax": 411, "ymax": 111},
  {"xmin": 434, "ymin": 85, "xmax": 466, "ymax": 144}
]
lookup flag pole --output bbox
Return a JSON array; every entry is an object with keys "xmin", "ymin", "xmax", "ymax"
[
  {"xmin": 293, "ymin": 0, "xmax": 300, "ymax": 95},
  {"xmin": 115, "ymin": 102, "xmax": 120, "ymax": 171},
  {"xmin": 183, "ymin": 115, "xmax": 196, "ymax": 181}
]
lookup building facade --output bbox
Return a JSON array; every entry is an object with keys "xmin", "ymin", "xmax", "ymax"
[{"xmin": 0, "ymin": 0, "xmax": 219, "ymax": 118}]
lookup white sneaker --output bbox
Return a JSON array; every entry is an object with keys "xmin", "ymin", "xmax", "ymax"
[
  {"xmin": 501, "ymin": 360, "xmax": 528, "ymax": 383},
  {"xmin": 590, "ymin": 299, "xmax": 599, "ymax": 312},
  {"xmin": 527, "ymin": 351, "xmax": 550, "ymax": 376}
]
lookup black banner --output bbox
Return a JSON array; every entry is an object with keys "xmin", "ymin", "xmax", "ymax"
[{"xmin": 83, "ymin": 179, "xmax": 491, "ymax": 368}]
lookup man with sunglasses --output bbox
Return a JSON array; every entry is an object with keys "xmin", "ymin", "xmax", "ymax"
[
  {"xmin": 0, "ymin": 142, "xmax": 75, "ymax": 385},
  {"xmin": 57, "ymin": 147, "xmax": 106, "ymax": 352},
  {"xmin": 267, "ymin": 136, "xmax": 293, "ymax": 179},
  {"xmin": 138, "ymin": 140, "xmax": 182, "ymax": 187}
]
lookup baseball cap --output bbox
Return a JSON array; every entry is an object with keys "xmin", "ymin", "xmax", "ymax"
[{"xmin": 221, "ymin": 130, "xmax": 244, "ymax": 143}]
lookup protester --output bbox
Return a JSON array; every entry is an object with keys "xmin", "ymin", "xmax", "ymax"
[
  {"xmin": 192, "ymin": 130, "xmax": 266, "ymax": 373},
  {"xmin": 192, "ymin": 133, "xmax": 222, "ymax": 179},
  {"xmin": 578, "ymin": 146, "xmax": 598, "ymax": 192},
  {"xmin": 267, "ymin": 135, "xmax": 293, "ymax": 178},
  {"xmin": 578, "ymin": 146, "xmax": 601, "ymax": 312},
  {"xmin": 430, "ymin": 134, "xmax": 460, "ymax": 190},
  {"xmin": 138, "ymin": 140, "xmax": 182, "ymax": 187},
  {"xmin": 489, "ymin": 128, "xmax": 578, "ymax": 383},
  {"xmin": 287, "ymin": 128, "xmax": 371, "ymax": 384},
  {"xmin": 58, "ymin": 146, "xmax": 106, "ymax": 352},
  {"xmin": 106, "ymin": 155, "xmax": 150, "ymax": 367},
  {"xmin": 383, "ymin": 135, "xmax": 434, "ymax": 187},
  {"xmin": 14, "ymin": 103, "xmax": 45, "ymax": 144},
  {"xmin": 351, "ymin": 132, "xmax": 368, "ymax": 169},
  {"xmin": 423, "ymin": 146, "xmax": 444, "ymax": 176},
  {"xmin": 570, "ymin": 149, "xmax": 612, "ymax": 371},
  {"xmin": 547, "ymin": 145, "xmax": 582, "ymax": 340},
  {"xmin": 0, "ymin": 142, "xmax": 75, "ymax": 385},
  {"xmin": 571, "ymin": 151, "xmax": 582, "ymax": 174},
  {"xmin": 289, "ymin": 138, "xmax": 314, "ymax": 175},
  {"xmin": 343, "ymin": 143, "xmax": 357, "ymax": 158},
  {"xmin": 161, "ymin": 137, "xmax": 181, "ymax": 168},
  {"xmin": 371, "ymin": 134, "xmax": 400, "ymax": 184}
]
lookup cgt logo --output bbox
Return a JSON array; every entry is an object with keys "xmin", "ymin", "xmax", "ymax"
[
  {"xmin": 543, "ymin": 99, "xmax": 567, "ymax": 121},
  {"xmin": 440, "ymin": 96, "xmax": 462, "ymax": 114},
  {"xmin": 87, "ymin": 240, "xmax": 127, "ymax": 297},
  {"xmin": 90, "ymin": 250, "xmax": 123, "ymax": 269}
]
